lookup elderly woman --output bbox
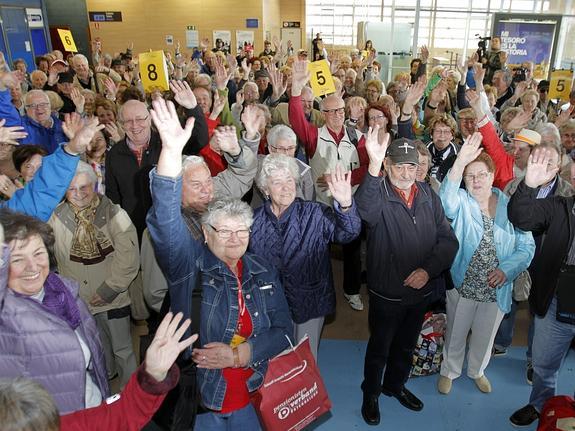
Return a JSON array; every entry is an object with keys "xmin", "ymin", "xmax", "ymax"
[
  {"xmin": 437, "ymin": 132, "xmax": 535, "ymax": 395},
  {"xmin": 521, "ymin": 89, "xmax": 547, "ymax": 131},
  {"xmin": 48, "ymin": 161, "xmax": 139, "ymax": 387},
  {"xmin": 147, "ymin": 98, "xmax": 292, "ymax": 429},
  {"xmin": 83, "ymin": 130, "xmax": 107, "ymax": 194},
  {"xmin": 0, "ymin": 209, "xmax": 109, "ymax": 414},
  {"xmin": 12, "ymin": 144, "xmax": 47, "ymax": 185},
  {"xmin": 250, "ymin": 154, "xmax": 361, "ymax": 358}
]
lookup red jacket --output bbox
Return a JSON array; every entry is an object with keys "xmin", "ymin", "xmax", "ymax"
[
  {"xmin": 477, "ymin": 115, "xmax": 514, "ymax": 190},
  {"xmin": 60, "ymin": 364, "xmax": 179, "ymax": 431}
]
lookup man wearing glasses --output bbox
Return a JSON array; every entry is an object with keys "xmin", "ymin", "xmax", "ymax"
[{"xmin": 105, "ymin": 81, "xmax": 207, "ymax": 242}]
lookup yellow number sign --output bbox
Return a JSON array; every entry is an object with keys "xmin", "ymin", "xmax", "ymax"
[
  {"xmin": 308, "ymin": 60, "xmax": 336, "ymax": 97},
  {"xmin": 57, "ymin": 29, "xmax": 77, "ymax": 52},
  {"xmin": 139, "ymin": 51, "xmax": 170, "ymax": 93},
  {"xmin": 549, "ymin": 69, "xmax": 573, "ymax": 100}
]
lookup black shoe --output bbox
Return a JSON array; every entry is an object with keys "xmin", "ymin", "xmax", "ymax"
[
  {"xmin": 510, "ymin": 404, "xmax": 539, "ymax": 427},
  {"xmin": 361, "ymin": 395, "xmax": 380, "ymax": 425},
  {"xmin": 381, "ymin": 386, "xmax": 424, "ymax": 412},
  {"xmin": 526, "ymin": 363, "xmax": 533, "ymax": 385}
]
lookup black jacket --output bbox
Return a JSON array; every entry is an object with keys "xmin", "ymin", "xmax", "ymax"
[
  {"xmin": 355, "ymin": 174, "xmax": 459, "ymax": 304},
  {"xmin": 508, "ymin": 180, "xmax": 575, "ymax": 317}
]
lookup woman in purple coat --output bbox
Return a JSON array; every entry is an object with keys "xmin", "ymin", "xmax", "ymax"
[
  {"xmin": 249, "ymin": 154, "xmax": 361, "ymax": 359},
  {"xmin": 0, "ymin": 209, "xmax": 109, "ymax": 414}
]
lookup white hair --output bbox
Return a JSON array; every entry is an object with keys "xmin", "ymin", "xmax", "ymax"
[
  {"xmin": 201, "ymin": 198, "xmax": 253, "ymax": 228},
  {"xmin": 182, "ymin": 155, "xmax": 209, "ymax": 172},
  {"xmin": 74, "ymin": 160, "xmax": 98, "ymax": 184},
  {"xmin": 536, "ymin": 123, "xmax": 561, "ymax": 147},
  {"xmin": 267, "ymin": 125, "xmax": 296, "ymax": 148},
  {"xmin": 256, "ymin": 154, "xmax": 300, "ymax": 192},
  {"xmin": 24, "ymin": 89, "xmax": 49, "ymax": 105}
]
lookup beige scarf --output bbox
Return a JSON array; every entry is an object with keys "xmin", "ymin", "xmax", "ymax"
[{"xmin": 69, "ymin": 195, "xmax": 114, "ymax": 264}]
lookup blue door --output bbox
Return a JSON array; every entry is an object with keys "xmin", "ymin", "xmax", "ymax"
[{"xmin": 1, "ymin": 7, "xmax": 34, "ymax": 69}]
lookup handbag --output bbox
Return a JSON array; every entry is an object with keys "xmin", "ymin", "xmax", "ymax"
[
  {"xmin": 410, "ymin": 311, "xmax": 446, "ymax": 377},
  {"xmin": 251, "ymin": 336, "xmax": 332, "ymax": 431},
  {"xmin": 513, "ymin": 270, "xmax": 532, "ymax": 302}
]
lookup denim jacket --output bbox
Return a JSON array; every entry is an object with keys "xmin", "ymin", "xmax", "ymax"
[
  {"xmin": 439, "ymin": 175, "xmax": 535, "ymax": 313},
  {"xmin": 146, "ymin": 168, "xmax": 294, "ymax": 411}
]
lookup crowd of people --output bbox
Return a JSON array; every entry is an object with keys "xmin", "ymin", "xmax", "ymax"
[{"xmin": 0, "ymin": 31, "xmax": 574, "ymax": 431}]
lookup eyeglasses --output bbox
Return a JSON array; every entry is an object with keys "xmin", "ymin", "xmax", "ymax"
[
  {"xmin": 562, "ymin": 133, "xmax": 575, "ymax": 139},
  {"xmin": 322, "ymin": 107, "xmax": 345, "ymax": 115},
  {"xmin": 368, "ymin": 114, "xmax": 386, "ymax": 122},
  {"xmin": 208, "ymin": 224, "xmax": 251, "ymax": 239},
  {"xmin": 25, "ymin": 102, "xmax": 50, "ymax": 110},
  {"xmin": 269, "ymin": 144, "xmax": 297, "ymax": 153},
  {"xmin": 434, "ymin": 129, "xmax": 453, "ymax": 136},
  {"xmin": 120, "ymin": 115, "xmax": 149, "ymax": 126},
  {"xmin": 464, "ymin": 171, "xmax": 491, "ymax": 181}
]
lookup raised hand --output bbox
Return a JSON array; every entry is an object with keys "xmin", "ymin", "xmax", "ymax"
[
  {"xmin": 472, "ymin": 63, "xmax": 486, "ymax": 90},
  {"xmin": 209, "ymin": 91, "xmax": 226, "ymax": 120},
  {"xmin": 104, "ymin": 122, "xmax": 123, "ymax": 142},
  {"xmin": 514, "ymin": 81, "xmax": 529, "ymax": 101},
  {"xmin": 326, "ymin": 163, "xmax": 352, "ymax": 208},
  {"xmin": 150, "ymin": 97, "xmax": 195, "ymax": 154},
  {"xmin": 103, "ymin": 76, "xmax": 117, "ymax": 99},
  {"xmin": 455, "ymin": 131, "xmax": 483, "ymax": 168},
  {"xmin": 465, "ymin": 89, "xmax": 484, "ymax": 116},
  {"xmin": 403, "ymin": 75, "xmax": 426, "ymax": 110},
  {"xmin": 0, "ymin": 119, "xmax": 27, "ymax": 144},
  {"xmin": 62, "ymin": 112, "xmax": 85, "ymax": 140},
  {"xmin": 555, "ymin": 105, "xmax": 575, "ymax": 128},
  {"xmin": 169, "ymin": 79, "xmax": 197, "ymax": 109},
  {"xmin": 365, "ymin": 125, "xmax": 388, "ymax": 175},
  {"xmin": 65, "ymin": 116, "xmax": 105, "ymax": 155},
  {"xmin": 525, "ymin": 147, "xmax": 557, "ymax": 188},
  {"xmin": 213, "ymin": 126, "xmax": 241, "ymax": 156},
  {"xmin": 291, "ymin": 59, "xmax": 311, "ymax": 96},
  {"xmin": 145, "ymin": 312, "xmax": 197, "ymax": 382},
  {"xmin": 70, "ymin": 87, "xmax": 85, "ymax": 113},
  {"xmin": 200, "ymin": 38, "xmax": 210, "ymax": 50},
  {"xmin": 420, "ymin": 45, "xmax": 429, "ymax": 63},
  {"xmin": 268, "ymin": 62, "xmax": 287, "ymax": 102},
  {"xmin": 235, "ymin": 89, "xmax": 245, "ymax": 106},
  {"xmin": 429, "ymin": 80, "xmax": 447, "ymax": 106},
  {"xmin": 506, "ymin": 109, "xmax": 531, "ymax": 132},
  {"xmin": 499, "ymin": 51, "xmax": 508, "ymax": 65},
  {"xmin": 226, "ymin": 54, "xmax": 238, "ymax": 71},
  {"xmin": 214, "ymin": 56, "xmax": 230, "ymax": 91},
  {"xmin": 241, "ymin": 58, "xmax": 251, "ymax": 79},
  {"xmin": 241, "ymin": 104, "xmax": 260, "ymax": 139}
]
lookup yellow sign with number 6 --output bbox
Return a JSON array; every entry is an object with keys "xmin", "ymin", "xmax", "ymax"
[
  {"xmin": 57, "ymin": 29, "xmax": 77, "ymax": 52},
  {"xmin": 308, "ymin": 60, "xmax": 336, "ymax": 97},
  {"xmin": 139, "ymin": 51, "xmax": 170, "ymax": 93},
  {"xmin": 549, "ymin": 69, "xmax": 573, "ymax": 100}
]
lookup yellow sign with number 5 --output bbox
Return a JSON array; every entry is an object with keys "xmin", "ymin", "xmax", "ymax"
[
  {"xmin": 57, "ymin": 29, "xmax": 77, "ymax": 52},
  {"xmin": 308, "ymin": 60, "xmax": 336, "ymax": 97},
  {"xmin": 549, "ymin": 69, "xmax": 573, "ymax": 100},
  {"xmin": 139, "ymin": 51, "xmax": 170, "ymax": 93}
]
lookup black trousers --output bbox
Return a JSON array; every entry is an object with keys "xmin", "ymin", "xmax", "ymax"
[
  {"xmin": 362, "ymin": 293, "xmax": 429, "ymax": 397},
  {"xmin": 343, "ymin": 234, "xmax": 362, "ymax": 295}
]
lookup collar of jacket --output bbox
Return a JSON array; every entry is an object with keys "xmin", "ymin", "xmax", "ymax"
[
  {"xmin": 26, "ymin": 114, "xmax": 57, "ymax": 131},
  {"xmin": 383, "ymin": 176, "xmax": 431, "ymax": 206},
  {"xmin": 116, "ymin": 131, "xmax": 161, "ymax": 155},
  {"xmin": 262, "ymin": 197, "xmax": 300, "ymax": 221},
  {"xmin": 463, "ymin": 186, "xmax": 511, "ymax": 228},
  {"xmin": 198, "ymin": 251, "xmax": 269, "ymax": 289}
]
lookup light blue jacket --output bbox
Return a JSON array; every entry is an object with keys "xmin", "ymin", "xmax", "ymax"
[{"xmin": 439, "ymin": 175, "xmax": 535, "ymax": 313}]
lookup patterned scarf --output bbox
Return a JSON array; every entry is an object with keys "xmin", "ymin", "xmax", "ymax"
[
  {"xmin": 69, "ymin": 195, "xmax": 114, "ymax": 265},
  {"xmin": 42, "ymin": 272, "xmax": 82, "ymax": 330}
]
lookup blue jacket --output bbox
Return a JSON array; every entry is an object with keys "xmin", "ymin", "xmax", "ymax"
[
  {"xmin": 249, "ymin": 198, "xmax": 361, "ymax": 323},
  {"xmin": 439, "ymin": 176, "xmax": 535, "ymax": 313},
  {"xmin": 1, "ymin": 145, "xmax": 79, "ymax": 222},
  {"xmin": 355, "ymin": 174, "xmax": 459, "ymax": 304},
  {"xmin": 0, "ymin": 89, "xmax": 66, "ymax": 154},
  {"xmin": 146, "ymin": 169, "xmax": 293, "ymax": 411}
]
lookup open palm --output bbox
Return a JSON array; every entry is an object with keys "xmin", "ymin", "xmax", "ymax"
[{"xmin": 150, "ymin": 98, "xmax": 195, "ymax": 153}]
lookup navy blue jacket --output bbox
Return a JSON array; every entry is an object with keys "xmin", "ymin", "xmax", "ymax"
[
  {"xmin": 355, "ymin": 174, "xmax": 458, "ymax": 304},
  {"xmin": 146, "ymin": 169, "xmax": 293, "ymax": 411},
  {"xmin": 250, "ymin": 199, "xmax": 361, "ymax": 323}
]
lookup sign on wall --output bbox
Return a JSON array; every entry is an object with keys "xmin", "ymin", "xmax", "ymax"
[
  {"xmin": 26, "ymin": 8, "xmax": 44, "ymax": 28},
  {"xmin": 213, "ymin": 30, "xmax": 231, "ymax": 52},
  {"xmin": 236, "ymin": 31, "xmax": 254, "ymax": 53},
  {"xmin": 88, "ymin": 12, "xmax": 123, "ymax": 22}
]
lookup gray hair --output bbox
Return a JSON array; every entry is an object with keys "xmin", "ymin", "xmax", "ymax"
[
  {"xmin": 267, "ymin": 125, "xmax": 296, "ymax": 148},
  {"xmin": 256, "ymin": 154, "xmax": 300, "ymax": 192},
  {"xmin": 560, "ymin": 119, "xmax": 575, "ymax": 134},
  {"xmin": 73, "ymin": 53, "xmax": 88, "ymax": 66},
  {"xmin": 182, "ymin": 155, "xmax": 209, "ymax": 172},
  {"xmin": 24, "ymin": 89, "xmax": 49, "ymax": 105},
  {"xmin": 537, "ymin": 122, "xmax": 561, "ymax": 147},
  {"xmin": 0, "ymin": 377, "xmax": 60, "ymax": 431},
  {"xmin": 74, "ymin": 160, "xmax": 98, "ymax": 184},
  {"xmin": 494, "ymin": 68, "xmax": 513, "ymax": 86},
  {"xmin": 201, "ymin": 198, "xmax": 253, "ymax": 229}
]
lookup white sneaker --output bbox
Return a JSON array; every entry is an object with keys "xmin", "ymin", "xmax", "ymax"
[{"xmin": 344, "ymin": 294, "xmax": 364, "ymax": 311}]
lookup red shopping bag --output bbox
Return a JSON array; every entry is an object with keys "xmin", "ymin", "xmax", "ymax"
[
  {"xmin": 538, "ymin": 396, "xmax": 575, "ymax": 431},
  {"xmin": 251, "ymin": 336, "xmax": 332, "ymax": 431}
]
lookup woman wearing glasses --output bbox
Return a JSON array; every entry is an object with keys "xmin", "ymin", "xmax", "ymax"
[
  {"xmin": 147, "ymin": 98, "xmax": 293, "ymax": 430},
  {"xmin": 250, "ymin": 154, "xmax": 361, "ymax": 359},
  {"xmin": 436, "ymin": 132, "xmax": 535, "ymax": 395}
]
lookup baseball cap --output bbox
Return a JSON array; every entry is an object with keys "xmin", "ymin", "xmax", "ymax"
[
  {"xmin": 254, "ymin": 69, "xmax": 270, "ymax": 80},
  {"xmin": 537, "ymin": 80, "xmax": 550, "ymax": 91},
  {"xmin": 51, "ymin": 59, "xmax": 68, "ymax": 68},
  {"xmin": 511, "ymin": 129, "xmax": 541, "ymax": 146},
  {"xmin": 58, "ymin": 71, "xmax": 74, "ymax": 83},
  {"xmin": 386, "ymin": 138, "xmax": 419, "ymax": 165}
]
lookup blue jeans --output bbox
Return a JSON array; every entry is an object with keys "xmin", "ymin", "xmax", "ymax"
[
  {"xmin": 494, "ymin": 300, "xmax": 535, "ymax": 361},
  {"xmin": 194, "ymin": 403, "xmax": 262, "ymax": 431},
  {"xmin": 529, "ymin": 297, "xmax": 575, "ymax": 411}
]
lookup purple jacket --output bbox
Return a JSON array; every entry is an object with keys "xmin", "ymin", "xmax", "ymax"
[{"xmin": 0, "ymin": 247, "xmax": 109, "ymax": 414}]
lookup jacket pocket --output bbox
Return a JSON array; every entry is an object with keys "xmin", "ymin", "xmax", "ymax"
[{"xmin": 200, "ymin": 274, "xmax": 224, "ymax": 307}]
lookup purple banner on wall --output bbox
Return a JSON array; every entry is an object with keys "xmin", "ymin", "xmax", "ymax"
[{"xmin": 494, "ymin": 20, "xmax": 556, "ymax": 65}]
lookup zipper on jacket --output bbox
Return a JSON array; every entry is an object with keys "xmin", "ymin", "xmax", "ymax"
[{"xmin": 412, "ymin": 216, "xmax": 416, "ymax": 225}]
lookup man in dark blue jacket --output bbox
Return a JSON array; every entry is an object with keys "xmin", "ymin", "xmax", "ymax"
[{"xmin": 356, "ymin": 129, "xmax": 458, "ymax": 426}]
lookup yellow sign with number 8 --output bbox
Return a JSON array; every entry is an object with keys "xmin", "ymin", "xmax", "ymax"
[
  {"xmin": 308, "ymin": 60, "xmax": 336, "ymax": 97},
  {"xmin": 57, "ymin": 29, "xmax": 77, "ymax": 52},
  {"xmin": 549, "ymin": 69, "xmax": 573, "ymax": 100},
  {"xmin": 139, "ymin": 51, "xmax": 170, "ymax": 93}
]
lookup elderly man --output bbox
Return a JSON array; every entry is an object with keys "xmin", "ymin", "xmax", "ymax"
[
  {"xmin": 0, "ymin": 82, "xmax": 66, "ymax": 154},
  {"xmin": 271, "ymin": 86, "xmax": 323, "ymax": 128},
  {"xmin": 357, "ymin": 131, "xmax": 458, "ymax": 425},
  {"xmin": 289, "ymin": 59, "xmax": 368, "ymax": 310},
  {"xmin": 105, "ymin": 80, "xmax": 207, "ymax": 241},
  {"xmin": 492, "ymin": 69, "xmax": 514, "ymax": 111},
  {"xmin": 71, "ymin": 54, "xmax": 121, "ymax": 94}
]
